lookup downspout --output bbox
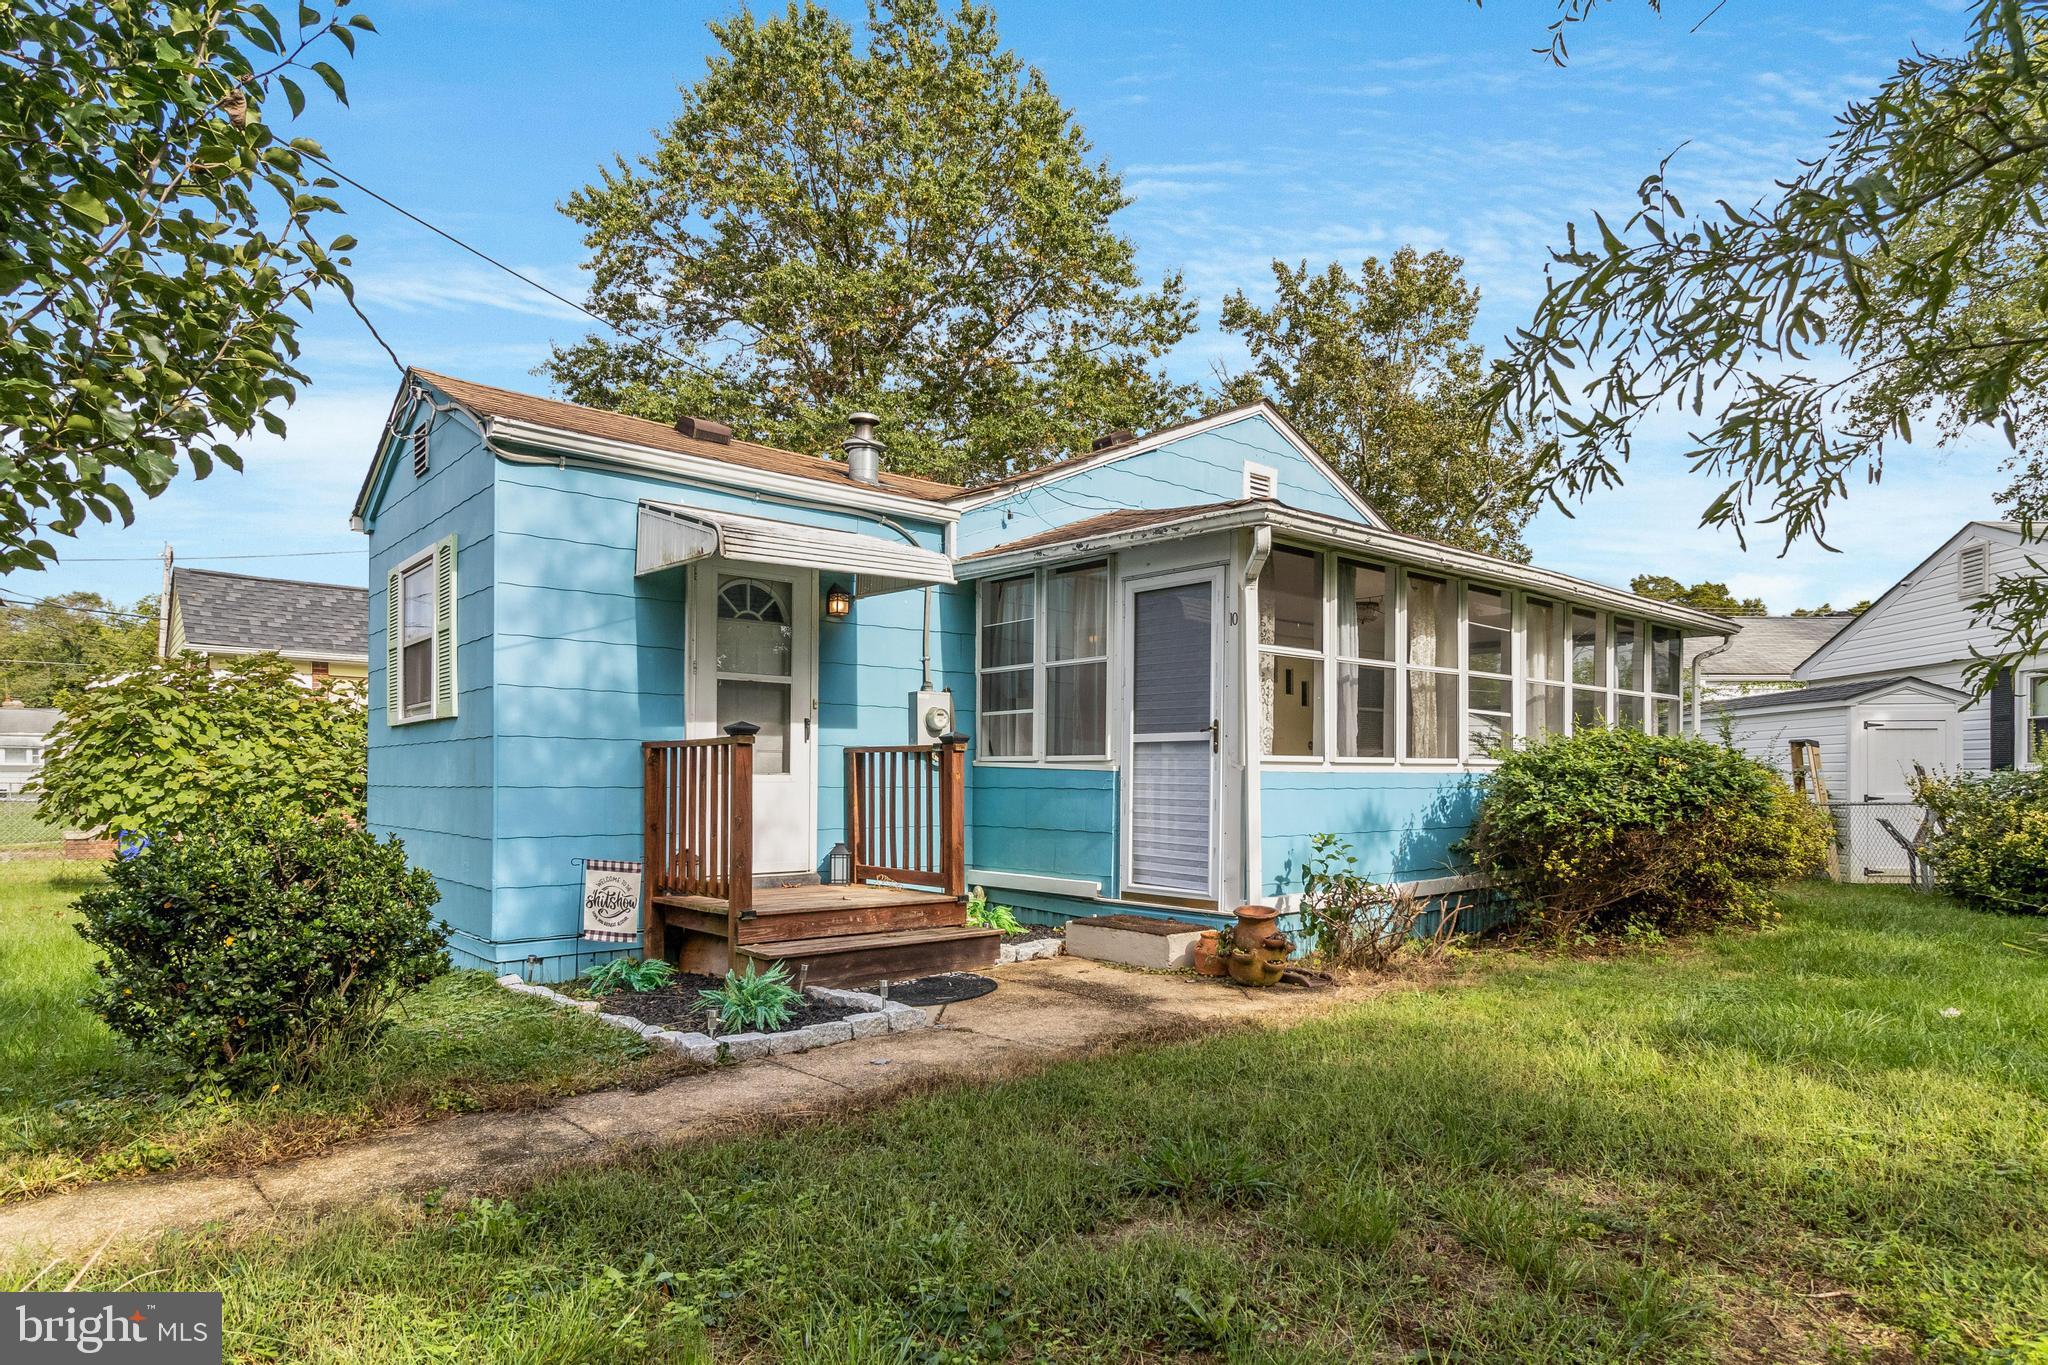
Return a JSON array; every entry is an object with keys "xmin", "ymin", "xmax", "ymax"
[
  {"xmin": 1689, "ymin": 634, "xmax": 1734, "ymax": 735},
  {"xmin": 1241, "ymin": 526, "xmax": 1273, "ymax": 906}
]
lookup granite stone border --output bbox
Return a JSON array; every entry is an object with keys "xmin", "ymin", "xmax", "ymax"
[
  {"xmin": 996, "ymin": 935, "xmax": 1063, "ymax": 965},
  {"xmin": 495, "ymin": 974, "xmax": 929, "ymax": 1065}
]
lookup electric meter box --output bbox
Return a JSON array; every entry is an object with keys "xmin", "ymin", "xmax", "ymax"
[{"xmin": 912, "ymin": 689, "xmax": 955, "ymax": 742}]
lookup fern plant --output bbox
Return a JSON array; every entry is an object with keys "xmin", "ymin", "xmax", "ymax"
[
  {"xmin": 698, "ymin": 962, "xmax": 802, "ymax": 1032},
  {"xmin": 965, "ymin": 887, "xmax": 1024, "ymax": 935},
  {"xmin": 584, "ymin": 956, "xmax": 677, "ymax": 995}
]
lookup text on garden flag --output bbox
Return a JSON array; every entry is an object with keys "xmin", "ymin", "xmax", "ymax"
[{"xmin": 581, "ymin": 859, "xmax": 642, "ymax": 942}]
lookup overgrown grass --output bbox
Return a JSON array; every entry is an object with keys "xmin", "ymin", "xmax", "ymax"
[
  {"xmin": 0, "ymin": 859, "xmax": 681, "ymax": 1200},
  {"xmin": 33, "ymin": 881, "xmax": 2048, "ymax": 1361}
]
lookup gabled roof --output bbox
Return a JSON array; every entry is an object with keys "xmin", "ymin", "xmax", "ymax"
[
  {"xmin": 1712, "ymin": 675, "xmax": 1970, "ymax": 714},
  {"xmin": 419, "ymin": 370, "xmax": 960, "ymax": 503},
  {"xmin": 171, "ymin": 568, "xmax": 367, "ymax": 659},
  {"xmin": 1683, "ymin": 615, "xmax": 1853, "ymax": 678},
  {"xmin": 1796, "ymin": 520, "xmax": 2028, "ymax": 680},
  {"xmin": 960, "ymin": 498, "xmax": 1736, "ymax": 633},
  {"xmin": 0, "ymin": 707, "xmax": 59, "ymax": 736},
  {"xmin": 952, "ymin": 400, "xmax": 1389, "ymax": 527}
]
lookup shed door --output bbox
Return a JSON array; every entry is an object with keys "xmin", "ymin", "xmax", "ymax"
[
  {"xmin": 1125, "ymin": 572, "xmax": 1221, "ymax": 901},
  {"xmin": 1863, "ymin": 719, "xmax": 1948, "ymax": 801}
]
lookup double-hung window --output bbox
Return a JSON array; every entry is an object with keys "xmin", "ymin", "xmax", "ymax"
[
  {"xmin": 1406, "ymin": 573, "xmax": 1459, "ymax": 760},
  {"xmin": 1524, "ymin": 597, "xmax": 1566, "ymax": 737},
  {"xmin": 1045, "ymin": 563, "xmax": 1109, "ymax": 758},
  {"xmin": 1613, "ymin": 617, "xmax": 1646, "ymax": 731},
  {"xmin": 1258, "ymin": 547, "xmax": 1322, "ymax": 756},
  {"xmin": 386, "ymin": 535, "xmax": 457, "ymax": 725},
  {"xmin": 1466, "ymin": 585, "xmax": 1512, "ymax": 756},
  {"xmin": 1336, "ymin": 560, "xmax": 1393, "ymax": 758},
  {"xmin": 978, "ymin": 575, "xmax": 1036, "ymax": 758},
  {"xmin": 1650, "ymin": 625, "xmax": 1683, "ymax": 734},
  {"xmin": 977, "ymin": 562, "xmax": 1110, "ymax": 762},
  {"xmin": 1569, "ymin": 608, "xmax": 1608, "ymax": 730}
]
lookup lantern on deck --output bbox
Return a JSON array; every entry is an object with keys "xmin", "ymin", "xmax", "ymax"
[{"xmin": 827, "ymin": 842, "xmax": 853, "ymax": 885}]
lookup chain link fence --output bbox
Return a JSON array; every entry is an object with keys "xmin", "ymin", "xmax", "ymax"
[
  {"xmin": 0, "ymin": 795, "xmax": 63, "ymax": 853},
  {"xmin": 1824, "ymin": 801, "xmax": 1935, "ymax": 888}
]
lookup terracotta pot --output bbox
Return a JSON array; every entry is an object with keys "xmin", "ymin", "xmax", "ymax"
[
  {"xmin": 1223, "ymin": 932, "xmax": 1293, "ymax": 988},
  {"xmin": 1230, "ymin": 903, "xmax": 1280, "ymax": 951},
  {"xmin": 1192, "ymin": 930, "xmax": 1226, "ymax": 977}
]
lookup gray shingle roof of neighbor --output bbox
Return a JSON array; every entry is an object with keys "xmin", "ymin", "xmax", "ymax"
[
  {"xmin": 1682, "ymin": 614, "xmax": 1854, "ymax": 678},
  {"xmin": 0, "ymin": 707, "xmax": 60, "ymax": 736},
  {"xmin": 1711, "ymin": 675, "xmax": 1970, "ymax": 714},
  {"xmin": 173, "ymin": 568, "xmax": 368, "ymax": 658}
]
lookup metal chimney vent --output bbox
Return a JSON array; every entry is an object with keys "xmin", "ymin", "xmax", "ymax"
[
  {"xmin": 843, "ymin": 412, "xmax": 883, "ymax": 484},
  {"xmin": 1091, "ymin": 428, "xmax": 1137, "ymax": 453},
  {"xmin": 674, "ymin": 415, "xmax": 733, "ymax": 445}
]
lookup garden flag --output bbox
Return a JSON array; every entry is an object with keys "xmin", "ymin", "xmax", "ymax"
[{"xmin": 580, "ymin": 859, "xmax": 643, "ymax": 943}]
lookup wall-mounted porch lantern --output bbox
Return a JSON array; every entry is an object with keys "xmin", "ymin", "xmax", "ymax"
[
  {"xmin": 824, "ymin": 583, "xmax": 853, "ymax": 620},
  {"xmin": 826, "ymin": 841, "xmax": 853, "ymax": 884}
]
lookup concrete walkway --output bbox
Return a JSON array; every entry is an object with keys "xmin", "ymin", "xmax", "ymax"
[{"xmin": 0, "ymin": 957, "xmax": 1360, "ymax": 1259}]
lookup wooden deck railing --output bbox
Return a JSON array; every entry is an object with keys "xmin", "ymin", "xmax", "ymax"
[
  {"xmin": 846, "ymin": 736, "xmax": 967, "ymax": 897},
  {"xmin": 643, "ymin": 726, "xmax": 755, "ymax": 922}
]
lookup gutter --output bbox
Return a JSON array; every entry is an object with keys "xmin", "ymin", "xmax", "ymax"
[{"xmin": 1689, "ymin": 635, "xmax": 1735, "ymax": 735}]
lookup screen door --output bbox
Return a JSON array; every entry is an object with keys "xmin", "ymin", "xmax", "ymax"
[{"xmin": 1126, "ymin": 573, "xmax": 1219, "ymax": 898}]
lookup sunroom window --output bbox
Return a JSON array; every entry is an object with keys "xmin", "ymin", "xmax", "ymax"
[
  {"xmin": 1045, "ymin": 563, "xmax": 1109, "ymax": 758},
  {"xmin": 1258, "ymin": 547, "xmax": 1322, "ymax": 756},
  {"xmin": 977, "ymin": 562, "xmax": 1109, "ymax": 762},
  {"xmin": 1405, "ymin": 573, "xmax": 1458, "ymax": 760},
  {"xmin": 1336, "ymin": 560, "xmax": 1392, "ymax": 758},
  {"xmin": 979, "ymin": 575, "xmax": 1035, "ymax": 758},
  {"xmin": 1613, "ymin": 617, "xmax": 1646, "ymax": 732},
  {"xmin": 1524, "ymin": 597, "xmax": 1565, "ymax": 737},
  {"xmin": 1570, "ymin": 608, "xmax": 1608, "ymax": 730},
  {"xmin": 1466, "ymin": 585, "xmax": 1512, "ymax": 757}
]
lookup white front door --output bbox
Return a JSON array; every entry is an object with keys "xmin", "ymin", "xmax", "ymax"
[
  {"xmin": 688, "ymin": 562, "xmax": 817, "ymax": 875},
  {"xmin": 1124, "ymin": 570, "xmax": 1222, "ymax": 902}
]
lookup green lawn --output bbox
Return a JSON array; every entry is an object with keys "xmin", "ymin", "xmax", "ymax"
[
  {"xmin": 35, "ymin": 881, "xmax": 2048, "ymax": 1363},
  {"xmin": 0, "ymin": 859, "xmax": 682, "ymax": 1201}
]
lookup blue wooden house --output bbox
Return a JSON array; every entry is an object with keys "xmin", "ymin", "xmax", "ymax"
[{"xmin": 352, "ymin": 369, "xmax": 1730, "ymax": 981}]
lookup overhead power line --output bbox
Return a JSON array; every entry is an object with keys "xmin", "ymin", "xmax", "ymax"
[
  {"xmin": 304, "ymin": 151, "xmax": 721, "ymax": 381},
  {"xmin": 0, "ymin": 592, "xmax": 154, "ymax": 623}
]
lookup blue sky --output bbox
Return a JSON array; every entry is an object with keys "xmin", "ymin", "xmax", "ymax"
[{"xmin": 11, "ymin": 0, "xmax": 2006, "ymax": 609}]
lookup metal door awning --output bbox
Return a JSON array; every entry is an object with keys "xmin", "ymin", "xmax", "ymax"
[{"xmin": 635, "ymin": 501, "xmax": 955, "ymax": 597}]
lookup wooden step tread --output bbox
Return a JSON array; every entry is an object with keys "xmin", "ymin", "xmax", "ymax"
[
  {"xmin": 740, "ymin": 924, "xmax": 1000, "ymax": 959},
  {"xmin": 654, "ymin": 884, "xmax": 959, "ymax": 916}
]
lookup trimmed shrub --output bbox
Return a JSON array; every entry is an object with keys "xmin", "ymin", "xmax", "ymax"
[
  {"xmin": 1469, "ymin": 728, "xmax": 1830, "ymax": 939},
  {"xmin": 74, "ymin": 814, "xmax": 449, "ymax": 1088},
  {"xmin": 1913, "ymin": 768, "xmax": 2048, "ymax": 913}
]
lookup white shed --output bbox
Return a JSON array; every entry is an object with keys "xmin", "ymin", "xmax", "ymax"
[{"xmin": 1712, "ymin": 675, "xmax": 1968, "ymax": 882}]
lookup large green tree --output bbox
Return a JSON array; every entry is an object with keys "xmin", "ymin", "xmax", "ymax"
[
  {"xmin": 544, "ymin": 0, "xmax": 1197, "ymax": 486},
  {"xmin": 1219, "ymin": 251, "xmax": 1538, "ymax": 559},
  {"xmin": 1486, "ymin": 0, "xmax": 2048, "ymax": 692},
  {"xmin": 0, "ymin": 1, "xmax": 370, "ymax": 572},
  {"xmin": 0, "ymin": 591, "xmax": 158, "ymax": 706},
  {"xmin": 1627, "ymin": 576, "xmax": 1764, "ymax": 618}
]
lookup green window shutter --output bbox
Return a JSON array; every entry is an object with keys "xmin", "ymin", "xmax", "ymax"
[
  {"xmin": 432, "ymin": 534, "xmax": 459, "ymax": 720},
  {"xmin": 385, "ymin": 565, "xmax": 403, "ymax": 725}
]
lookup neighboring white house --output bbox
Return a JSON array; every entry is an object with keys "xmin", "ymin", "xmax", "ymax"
[
  {"xmin": 0, "ymin": 703, "xmax": 59, "ymax": 795},
  {"xmin": 1683, "ymin": 614, "xmax": 1854, "ymax": 699},
  {"xmin": 1713, "ymin": 520, "xmax": 2045, "ymax": 795}
]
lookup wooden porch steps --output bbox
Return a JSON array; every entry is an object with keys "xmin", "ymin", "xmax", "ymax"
[{"xmin": 736, "ymin": 923, "xmax": 1000, "ymax": 989}]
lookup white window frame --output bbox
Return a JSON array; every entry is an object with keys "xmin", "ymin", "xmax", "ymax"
[
  {"xmin": 974, "ymin": 561, "xmax": 1113, "ymax": 766},
  {"xmin": 2022, "ymin": 671, "xmax": 2048, "ymax": 769},
  {"xmin": 386, "ymin": 536, "xmax": 457, "ymax": 727},
  {"xmin": 398, "ymin": 554, "xmax": 436, "ymax": 719},
  {"xmin": 1249, "ymin": 545, "xmax": 1695, "ymax": 770},
  {"xmin": 1257, "ymin": 544, "xmax": 1325, "ymax": 761}
]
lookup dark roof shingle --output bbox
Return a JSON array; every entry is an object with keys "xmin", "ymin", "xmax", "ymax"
[
  {"xmin": 1712, "ymin": 675, "xmax": 1968, "ymax": 713},
  {"xmin": 1683, "ymin": 614, "xmax": 1852, "ymax": 678},
  {"xmin": 173, "ymin": 568, "xmax": 367, "ymax": 658}
]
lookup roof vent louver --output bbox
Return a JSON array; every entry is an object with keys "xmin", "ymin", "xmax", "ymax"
[
  {"xmin": 1958, "ymin": 542, "xmax": 1989, "ymax": 600},
  {"xmin": 1243, "ymin": 461, "xmax": 1279, "ymax": 500},
  {"xmin": 1091, "ymin": 428, "xmax": 1137, "ymax": 453},
  {"xmin": 674, "ymin": 415, "xmax": 733, "ymax": 445},
  {"xmin": 410, "ymin": 426, "xmax": 430, "ymax": 478}
]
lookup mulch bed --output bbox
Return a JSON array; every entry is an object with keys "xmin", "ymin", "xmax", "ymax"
[
  {"xmin": 1004, "ymin": 924, "xmax": 1063, "ymax": 945},
  {"xmin": 593, "ymin": 972, "xmax": 862, "ymax": 1035}
]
